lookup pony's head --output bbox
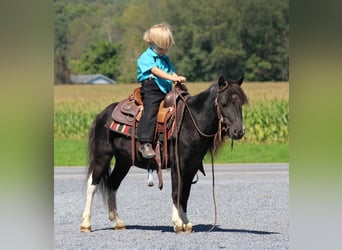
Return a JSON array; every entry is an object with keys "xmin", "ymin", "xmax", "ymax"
[{"xmin": 216, "ymin": 76, "xmax": 248, "ymax": 140}]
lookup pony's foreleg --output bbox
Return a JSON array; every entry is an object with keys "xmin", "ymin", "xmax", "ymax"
[
  {"xmin": 171, "ymin": 178, "xmax": 193, "ymax": 233},
  {"xmin": 108, "ymin": 190, "xmax": 126, "ymax": 230},
  {"xmin": 172, "ymin": 204, "xmax": 193, "ymax": 233},
  {"xmin": 80, "ymin": 174, "xmax": 97, "ymax": 232}
]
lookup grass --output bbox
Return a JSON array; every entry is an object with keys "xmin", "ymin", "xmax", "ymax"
[
  {"xmin": 54, "ymin": 139, "xmax": 288, "ymax": 166},
  {"xmin": 54, "ymin": 140, "xmax": 88, "ymax": 166},
  {"xmin": 204, "ymin": 142, "xmax": 289, "ymax": 163}
]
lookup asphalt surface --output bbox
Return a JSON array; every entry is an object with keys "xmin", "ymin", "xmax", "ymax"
[{"xmin": 54, "ymin": 163, "xmax": 288, "ymax": 249}]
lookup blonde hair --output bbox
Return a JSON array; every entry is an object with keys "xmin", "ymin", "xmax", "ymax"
[{"xmin": 143, "ymin": 23, "xmax": 175, "ymax": 49}]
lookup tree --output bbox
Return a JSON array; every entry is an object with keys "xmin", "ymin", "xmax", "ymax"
[
  {"xmin": 54, "ymin": 2, "xmax": 70, "ymax": 83},
  {"xmin": 239, "ymin": 0, "xmax": 289, "ymax": 81},
  {"xmin": 69, "ymin": 41, "xmax": 122, "ymax": 80},
  {"xmin": 54, "ymin": 0, "xmax": 289, "ymax": 83}
]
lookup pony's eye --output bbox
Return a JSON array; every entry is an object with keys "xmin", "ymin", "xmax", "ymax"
[{"xmin": 232, "ymin": 94, "xmax": 241, "ymax": 104}]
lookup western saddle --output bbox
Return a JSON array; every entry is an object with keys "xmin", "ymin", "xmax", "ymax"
[{"xmin": 106, "ymin": 83, "xmax": 189, "ymax": 188}]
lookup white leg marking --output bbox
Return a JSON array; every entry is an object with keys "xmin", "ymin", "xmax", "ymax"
[
  {"xmin": 108, "ymin": 191, "xmax": 125, "ymax": 230},
  {"xmin": 80, "ymin": 174, "xmax": 97, "ymax": 232},
  {"xmin": 172, "ymin": 204, "xmax": 183, "ymax": 226},
  {"xmin": 147, "ymin": 169, "xmax": 154, "ymax": 186},
  {"xmin": 172, "ymin": 205, "xmax": 192, "ymax": 233}
]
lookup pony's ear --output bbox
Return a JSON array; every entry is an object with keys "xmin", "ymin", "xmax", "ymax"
[
  {"xmin": 237, "ymin": 76, "xmax": 244, "ymax": 86},
  {"xmin": 218, "ymin": 76, "xmax": 225, "ymax": 87}
]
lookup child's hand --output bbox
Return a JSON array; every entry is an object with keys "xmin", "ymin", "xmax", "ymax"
[
  {"xmin": 174, "ymin": 76, "xmax": 186, "ymax": 83},
  {"xmin": 174, "ymin": 78, "xmax": 188, "ymax": 91}
]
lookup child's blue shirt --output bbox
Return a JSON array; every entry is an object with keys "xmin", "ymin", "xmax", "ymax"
[{"xmin": 137, "ymin": 46, "xmax": 175, "ymax": 93}]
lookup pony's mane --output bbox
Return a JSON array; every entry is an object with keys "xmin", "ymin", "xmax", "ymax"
[
  {"xmin": 187, "ymin": 79, "xmax": 248, "ymax": 110},
  {"xmin": 209, "ymin": 79, "xmax": 248, "ymax": 105}
]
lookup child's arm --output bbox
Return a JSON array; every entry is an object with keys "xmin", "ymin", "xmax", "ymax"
[{"xmin": 151, "ymin": 67, "xmax": 186, "ymax": 83}]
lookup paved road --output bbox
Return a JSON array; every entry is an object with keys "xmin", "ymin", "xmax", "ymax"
[{"xmin": 54, "ymin": 163, "xmax": 288, "ymax": 249}]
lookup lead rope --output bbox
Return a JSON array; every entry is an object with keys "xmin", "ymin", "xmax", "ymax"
[
  {"xmin": 207, "ymin": 147, "xmax": 217, "ymax": 232},
  {"xmin": 178, "ymin": 89, "xmax": 221, "ymax": 232},
  {"xmin": 174, "ymin": 83, "xmax": 228, "ymax": 232},
  {"xmin": 173, "ymin": 86, "xmax": 181, "ymax": 213}
]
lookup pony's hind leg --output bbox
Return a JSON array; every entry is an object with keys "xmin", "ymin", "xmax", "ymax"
[
  {"xmin": 80, "ymin": 149, "xmax": 113, "ymax": 232},
  {"xmin": 80, "ymin": 103, "xmax": 117, "ymax": 232},
  {"xmin": 108, "ymin": 190, "xmax": 125, "ymax": 230},
  {"xmin": 80, "ymin": 174, "xmax": 97, "ymax": 232},
  {"xmin": 107, "ymin": 157, "xmax": 132, "ymax": 230}
]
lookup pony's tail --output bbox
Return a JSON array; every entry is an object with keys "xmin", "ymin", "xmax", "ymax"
[{"xmin": 86, "ymin": 113, "xmax": 111, "ymax": 198}]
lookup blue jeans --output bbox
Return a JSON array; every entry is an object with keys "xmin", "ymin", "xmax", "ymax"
[{"xmin": 137, "ymin": 79, "xmax": 166, "ymax": 143}]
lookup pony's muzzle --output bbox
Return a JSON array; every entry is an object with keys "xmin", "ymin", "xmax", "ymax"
[{"xmin": 231, "ymin": 124, "xmax": 245, "ymax": 140}]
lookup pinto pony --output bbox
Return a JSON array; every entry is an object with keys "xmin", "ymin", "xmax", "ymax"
[{"xmin": 80, "ymin": 76, "xmax": 248, "ymax": 233}]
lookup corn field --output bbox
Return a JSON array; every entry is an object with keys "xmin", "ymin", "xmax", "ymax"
[{"xmin": 54, "ymin": 82, "xmax": 289, "ymax": 143}]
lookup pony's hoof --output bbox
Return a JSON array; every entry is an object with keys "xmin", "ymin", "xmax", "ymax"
[
  {"xmin": 185, "ymin": 223, "xmax": 193, "ymax": 233},
  {"xmin": 115, "ymin": 223, "xmax": 126, "ymax": 230},
  {"xmin": 80, "ymin": 226, "xmax": 91, "ymax": 232},
  {"xmin": 173, "ymin": 224, "xmax": 183, "ymax": 233},
  {"xmin": 173, "ymin": 223, "xmax": 192, "ymax": 233}
]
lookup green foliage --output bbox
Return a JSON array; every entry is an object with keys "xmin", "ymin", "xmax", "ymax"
[
  {"xmin": 54, "ymin": 0, "xmax": 288, "ymax": 83},
  {"xmin": 239, "ymin": 0, "xmax": 289, "ymax": 81},
  {"xmin": 69, "ymin": 41, "xmax": 122, "ymax": 80},
  {"xmin": 243, "ymin": 99, "xmax": 289, "ymax": 143},
  {"xmin": 54, "ymin": 2, "xmax": 70, "ymax": 83},
  {"xmin": 54, "ymin": 99, "xmax": 289, "ymax": 143},
  {"xmin": 54, "ymin": 110, "xmax": 96, "ymax": 140},
  {"xmin": 245, "ymin": 54, "xmax": 272, "ymax": 81}
]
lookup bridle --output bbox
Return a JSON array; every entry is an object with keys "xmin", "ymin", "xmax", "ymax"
[{"xmin": 178, "ymin": 80, "xmax": 234, "ymax": 150}]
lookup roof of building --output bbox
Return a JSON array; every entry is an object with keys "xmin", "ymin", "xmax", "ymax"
[{"xmin": 70, "ymin": 74, "xmax": 116, "ymax": 84}]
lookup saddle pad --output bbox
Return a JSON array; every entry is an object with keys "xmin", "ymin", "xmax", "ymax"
[
  {"xmin": 107, "ymin": 120, "xmax": 135, "ymax": 137},
  {"xmin": 107, "ymin": 119, "xmax": 175, "ymax": 139}
]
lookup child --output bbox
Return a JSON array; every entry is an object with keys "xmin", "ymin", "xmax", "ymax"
[{"xmin": 137, "ymin": 23, "xmax": 186, "ymax": 159}]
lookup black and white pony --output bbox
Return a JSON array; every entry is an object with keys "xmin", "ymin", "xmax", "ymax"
[{"xmin": 80, "ymin": 76, "xmax": 248, "ymax": 233}]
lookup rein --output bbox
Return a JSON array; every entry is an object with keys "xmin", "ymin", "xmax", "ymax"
[
  {"xmin": 207, "ymin": 148, "xmax": 217, "ymax": 232},
  {"xmin": 178, "ymin": 80, "xmax": 231, "ymax": 149},
  {"xmin": 179, "ymin": 94, "xmax": 216, "ymax": 138}
]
